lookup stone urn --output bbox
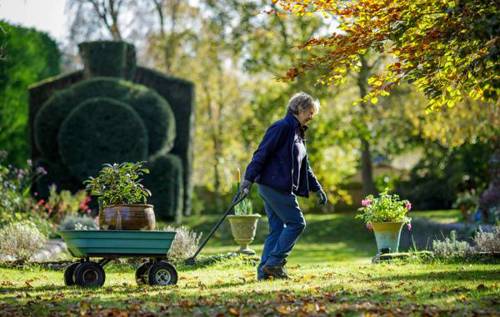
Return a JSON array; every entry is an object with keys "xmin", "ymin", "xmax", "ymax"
[
  {"xmin": 100, "ymin": 204, "xmax": 156, "ymax": 230},
  {"xmin": 372, "ymin": 222, "xmax": 404, "ymax": 254},
  {"xmin": 227, "ymin": 214, "xmax": 261, "ymax": 255}
]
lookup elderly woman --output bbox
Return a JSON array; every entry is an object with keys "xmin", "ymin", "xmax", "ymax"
[{"xmin": 240, "ymin": 92, "xmax": 327, "ymax": 280}]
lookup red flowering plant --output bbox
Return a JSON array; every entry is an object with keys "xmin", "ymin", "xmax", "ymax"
[
  {"xmin": 33, "ymin": 185, "xmax": 92, "ymax": 223},
  {"xmin": 356, "ymin": 190, "xmax": 412, "ymax": 231}
]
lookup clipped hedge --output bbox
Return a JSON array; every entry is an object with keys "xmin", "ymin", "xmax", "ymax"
[
  {"xmin": 129, "ymin": 87, "xmax": 176, "ymax": 156},
  {"xmin": 79, "ymin": 41, "xmax": 128, "ymax": 78},
  {"xmin": 34, "ymin": 158, "xmax": 79, "ymax": 198},
  {"xmin": 58, "ymin": 98, "xmax": 148, "ymax": 180},
  {"xmin": 144, "ymin": 154, "xmax": 183, "ymax": 222},
  {"xmin": 134, "ymin": 67, "xmax": 194, "ymax": 215},
  {"xmin": 34, "ymin": 77, "xmax": 175, "ymax": 160}
]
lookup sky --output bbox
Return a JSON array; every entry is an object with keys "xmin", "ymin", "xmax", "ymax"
[{"xmin": 0, "ymin": 0, "xmax": 68, "ymax": 41}]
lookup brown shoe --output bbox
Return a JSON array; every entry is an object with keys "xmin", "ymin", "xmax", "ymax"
[{"xmin": 262, "ymin": 265, "xmax": 289, "ymax": 279}]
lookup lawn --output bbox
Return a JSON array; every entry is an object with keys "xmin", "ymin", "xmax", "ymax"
[{"xmin": 0, "ymin": 210, "xmax": 498, "ymax": 316}]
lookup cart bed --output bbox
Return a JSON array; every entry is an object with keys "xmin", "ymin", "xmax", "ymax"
[{"xmin": 59, "ymin": 230, "xmax": 176, "ymax": 257}]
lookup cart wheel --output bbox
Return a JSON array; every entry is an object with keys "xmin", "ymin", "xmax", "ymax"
[
  {"xmin": 64, "ymin": 262, "xmax": 80, "ymax": 286},
  {"xmin": 135, "ymin": 262, "xmax": 152, "ymax": 285},
  {"xmin": 148, "ymin": 261, "xmax": 178, "ymax": 286},
  {"xmin": 74, "ymin": 261, "xmax": 106, "ymax": 287}
]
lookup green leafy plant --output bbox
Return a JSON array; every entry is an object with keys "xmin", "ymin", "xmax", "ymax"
[
  {"xmin": 84, "ymin": 161, "xmax": 151, "ymax": 208},
  {"xmin": 0, "ymin": 151, "xmax": 47, "ymax": 227},
  {"xmin": 33, "ymin": 185, "xmax": 91, "ymax": 223},
  {"xmin": 356, "ymin": 190, "xmax": 412, "ymax": 226},
  {"xmin": 233, "ymin": 168, "xmax": 256, "ymax": 216}
]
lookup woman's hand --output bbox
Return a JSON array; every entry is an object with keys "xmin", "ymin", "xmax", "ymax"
[{"xmin": 316, "ymin": 189, "xmax": 327, "ymax": 205}]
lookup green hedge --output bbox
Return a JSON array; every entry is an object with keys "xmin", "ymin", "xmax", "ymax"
[
  {"xmin": 134, "ymin": 67, "xmax": 194, "ymax": 215},
  {"xmin": 144, "ymin": 154, "xmax": 183, "ymax": 222},
  {"xmin": 0, "ymin": 21, "xmax": 61, "ymax": 166},
  {"xmin": 58, "ymin": 98, "xmax": 148, "ymax": 180},
  {"xmin": 129, "ymin": 87, "xmax": 176, "ymax": 156},
  {"xmin": 34, "ymin": 77, "xmax": 175, "ymax": 160},
  {"xmin": 79, "ymin": 41, "xmax": 128, "ymax": 78}
]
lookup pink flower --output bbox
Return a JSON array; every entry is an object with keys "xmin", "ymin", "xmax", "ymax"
[
  {"xmin": 361, "ymin": 199, "xmax": 372, "ymax": 207},
  {"xmin": 407, "ymin": 223, "xmax": 412, "ymax": 231},
  {"xmin": 366, "ymin": 223, "xmax": 373, "ymax": 231},
  {"xmin": 405, "ymin": 201, "xmax": 412, "ymax": 210}
]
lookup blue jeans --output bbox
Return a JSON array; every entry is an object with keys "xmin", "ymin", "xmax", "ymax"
[{"xmin": 257, "ymin": 184, "xmax": 306, "ymax": 279}]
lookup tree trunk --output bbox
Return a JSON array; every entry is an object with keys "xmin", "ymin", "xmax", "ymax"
[{"xmin": 357, "ymin": 55, "xmax": 378, "ymax": 197}]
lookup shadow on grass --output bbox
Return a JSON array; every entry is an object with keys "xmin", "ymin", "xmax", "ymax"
[{"xmin": 371, "ymin": 270, "xmax": 500, "ymax": 282}]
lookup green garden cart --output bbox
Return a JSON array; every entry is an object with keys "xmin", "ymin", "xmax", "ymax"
[{"xmin": 59, "ymin": 230, "xmax": 177, "ymax": 287}]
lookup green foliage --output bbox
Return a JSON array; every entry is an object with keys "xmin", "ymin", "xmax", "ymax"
[
  {"xmin": 356, "ymin": 190, "xmax": 412, "ymax": 224},
  {"xmin": 128, "ymin": 88, "xmax": 176, "ymax": 156},
  {"xmin": 0, "ymin": 151, "xmax": 46, "ymax": 222},
  {"xmin": 78, "ymin": 41, "xmax": 130, "ymax": 78},
  {"xmin": 33, "ymin": 185, "xmax": 91, "ymax": 224},
  {"xmin": 144, "ymin": 154, "xmax": 183, "ymax": 221},
  {"xmin": 84, "ymin": 162, "xmax": 151, "ymax": 208},
  {"xmin": 0, "ymin": 21, "xmax": 60, "ymax": 166},
  {"xmin": 58, "ymin": 215, "xmax": 98, "ymax": 231},
  {"xmin": 453, "ymin": 190, "xmax": 479, "ymax": 212},
  {"xmin": 58, "ymin": 97, "xmax": 149, "ymax": 180},
  {"xmin": 0, "ymin": 221, "xmax": 47, "ymax": 262},
  {"xmin": 397, "ymin": 141, "xmax": 495, "ymax": 210}
]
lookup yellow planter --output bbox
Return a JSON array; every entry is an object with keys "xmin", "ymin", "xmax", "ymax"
[{"xmin": 227, "ymin": 214, "xmax": 261, "ymax": 255}]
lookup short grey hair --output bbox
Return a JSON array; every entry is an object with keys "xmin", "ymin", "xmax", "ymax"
[{"xmin": 286, "ymin": 92, "xmax": 320, "ymax": 115}]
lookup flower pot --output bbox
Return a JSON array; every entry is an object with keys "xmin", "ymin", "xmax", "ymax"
[
  {"xmin": 227, "ymin": 214, "xmax": 261, "ymax": 255},
  {"xmin": 100, "ymin": 204, "xmax": 156, "ymax": 230},
  {"xmin": 371, "ymin": 222, "xmax": 404, "ymax": 254}
]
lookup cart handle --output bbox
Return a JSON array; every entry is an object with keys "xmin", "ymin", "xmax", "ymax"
[{"xmin": 185, "ymin": 191, "xmax": 248, "ymax": 265}]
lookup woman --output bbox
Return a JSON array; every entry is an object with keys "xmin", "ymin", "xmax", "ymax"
[{"xmin": 240, "ymin": 92, "xmax": 327, "ymax": 280}]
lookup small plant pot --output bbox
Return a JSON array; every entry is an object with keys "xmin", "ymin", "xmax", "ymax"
[
  {"xmin": 100, "ymin": 204, "xmax": 156, "ymax": 230},
  {"xmin": 372, "ymin": 222, "xmax": 404, "ymax": 254},
  {"xmin": 227, "ymin": 214, "xmax": 261, "ymax": 255}
]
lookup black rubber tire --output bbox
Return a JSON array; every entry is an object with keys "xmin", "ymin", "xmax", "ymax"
[
  {"xmin": 74, "ymin": 261, "xmax": 106, "ymax": 287},
  {"xmin": 147, "ymin": 261, "xmax": 178, "ymax": 286},
  {"xmin": 64, "ymin": 262, "xmax": 80, "ymax": 286},
  {"xmin": 135, "ymin": 262, "xmax": 152, "ymax": 285}
]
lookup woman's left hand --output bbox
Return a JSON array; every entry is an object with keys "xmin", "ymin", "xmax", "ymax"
[{"xmin": 316, "ymin": 189, "xmax": 328, "ymax": 205}]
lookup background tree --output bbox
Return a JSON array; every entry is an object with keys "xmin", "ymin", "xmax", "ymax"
[
  {"xmin": 277, "ymin": 0, "xmax": 499, "ymax": 109},
  {"xmin": 0, "ymin": 21, "xmax": 61, "ymax": 166}
]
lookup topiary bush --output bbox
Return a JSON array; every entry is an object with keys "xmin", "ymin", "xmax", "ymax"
[
  {"xmin": 79, "ymin": 41, "xmax": 129, "ymax": 78},
  {"xmin": 144, "ymin": 154, "xmax": 183, "ymax": 221},
  {"xmin": 58, "ymin": 98, "xmax": 148, "ymax": 180},
  {"xmin": 30, "ymin": 41, "xmax": 194, "ymax": 221}
]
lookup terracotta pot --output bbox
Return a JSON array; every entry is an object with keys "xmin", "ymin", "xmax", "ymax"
[
  {"xmin": 100, "ymin": 204, "xmax": 156, "ymax": 230},
  {"xmin": 227, "ymin": 214, "xmax": 261, "ymax": 255}
]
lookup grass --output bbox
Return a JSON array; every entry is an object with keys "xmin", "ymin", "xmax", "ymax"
[{"xmin": 0, "ymin": 209, "xmax": 498, "ymax": 316}]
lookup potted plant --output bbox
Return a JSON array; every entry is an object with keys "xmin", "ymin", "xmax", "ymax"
[
  {"xmin": 84, "ymin": 161, "xmax": 155, "ymax": 230},
  {"xmin": 226, "ymin": 169, "xmax": 261, "ymax": 255},
  {"xmin": 356, "ymin": 190, "xmax": 412, "ymax": 254}
]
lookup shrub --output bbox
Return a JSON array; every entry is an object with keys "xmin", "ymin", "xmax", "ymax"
[
  {"xmin": 33, "ymin": 185, "xmax": 91, "ymax": 223},
  {"xmin": 432, "ymin": 230, "xmax": 472, "ymax": 258},
  {"xmin": 0, "ymin": 152, "xmax": 46, "ymax": 225},
  {"xmin": 0, "ymin": 221, "xmax": 47, "ymax": 262},
  {"xmin": 473, "ymin": 227, "xmax": 500, "ymax": 253},
  {"xmin": 58, "ymin": 215, "xmax": 98, "ymax": 231},
  {"xmin": 84, "ymin": 161, "xmax": 151, "ymax": 208},
  {"xmin": 164, "ymin": 225, "xmax": 202, "ymax": 261}
]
